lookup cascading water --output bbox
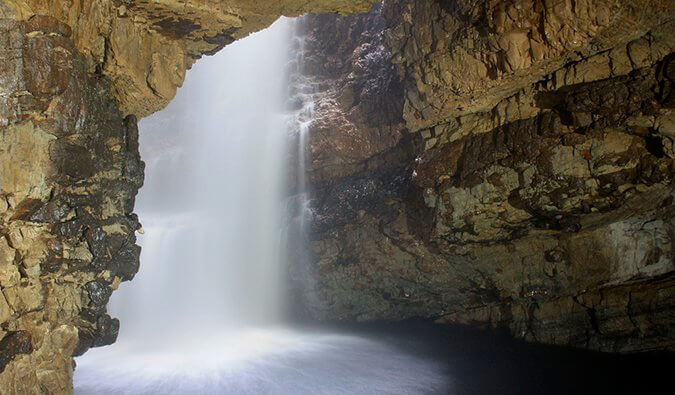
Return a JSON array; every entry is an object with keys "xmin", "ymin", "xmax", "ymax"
[
  {"xmin": 282, "ymin": 29, "xmax": 316, "ymax": 308},
  {"xmin": 113, "ymin": 17, "xmax": 291, "ymax": 336},
  {"xmin": 73, "ymin": 17, "xmax": 450, "ymax": 395}
]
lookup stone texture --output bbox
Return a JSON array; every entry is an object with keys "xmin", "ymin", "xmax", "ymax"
[
  {"xmin": 0, "ymin": 16, "xmax": 143, "ymax": 392},
  {"xmin": 1, "ymin": 0, "xmax": 378, "ymax": 117},
  {"xmin": 289, "ymin": 1, "xmax": 675, "ymax": 353},
  {"xmin": 296, "ymin": 4, "xmax": 405, "ymax": 182},
  {"xmin": 0, "ymin": 2, "xmax": 673, "ymax": 393},
  {"xmin": 383, "ymin": 0, "xmax": 675, "ymax": 134}
]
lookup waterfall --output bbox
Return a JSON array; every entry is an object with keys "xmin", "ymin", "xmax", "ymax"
[
  {"xmin": 74, "ymin": 16, "xmax": 448, "ymax": 395},
  {"xmin": 115, "ymin": 17, "xmax": 293, "ymax": 340},
  {"xmin": 282, "ymin": 25, "xmax": 316, "ymax": 311}
]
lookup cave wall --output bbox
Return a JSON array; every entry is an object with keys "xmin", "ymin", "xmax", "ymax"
[
  {"xmin": 0, "ymin": 0, "xmax": 377, "ymax": 117},
  {"xmin": 0, "ymin": 0, "xmax": 673, "ymax": 391},
  {"xmin": 0, "ymin": 1, "xmax": 377, "ymax": 392},
  {"xmin": 293, "ymin": 0, "xmax": 675, "ymax": 353},
  {"xmin": 0, "ymin": 16, "xmax": 142, "ymax": 391}
]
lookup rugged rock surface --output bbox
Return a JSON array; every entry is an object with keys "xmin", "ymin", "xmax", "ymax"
[
  {"xmin": 0, "ymin": 0, "xmax": 673, "ymax": 391},
  {"xmin": 298, "ymin": 5, "xmax": 406, "ymax": 182},
  {"xmin": 0, "ymin": 0, "xmax": 377, "ymax": 117},
  {"xmin": 292, "ymin": 1, "xmax": 675, "ymax": 353},
  {"xmin": 0, "ymin": 2, "xmax": 376, "ymax": 393},
  {"xmin": 0, "ymin": 16, "xmax": 143, "ymax": 391},
  {"xmin": 386, "ymin": 0, "xmax": 674, "ymax": 134}
]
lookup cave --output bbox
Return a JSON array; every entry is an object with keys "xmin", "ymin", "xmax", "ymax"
[{"xmin": 0, "ymin": 1, "xmax": 673, "ymax": 394}]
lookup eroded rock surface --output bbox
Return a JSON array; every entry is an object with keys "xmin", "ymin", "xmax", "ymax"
[
  {"xmin": 0, "ymin": 1, "xmax": 673, "ymax": 391},
  {"xmin": 298, "ymin": 5, "xmax": 406, "ymax": 182},
  {"xmin": 291, "ymin": 1, "xmax": 675, "ymax": 353},
  {"xmin": 1, "ymin": 0, "xmax": 377, "ymax": 117},
  {"xmin": 0, "ymin": 16, "xmax": 143, "ymax": 391}
]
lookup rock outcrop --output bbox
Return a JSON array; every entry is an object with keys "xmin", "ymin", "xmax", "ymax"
[
  {"xmin": 0, "ymin": 16, "xmax": 143, "ymax": 391},
  {"xmin": 0, "ymin": 1, "xmax": 377, "ymax": 392},
  {"xmin": 293, "ymin": 0, "xmax": 675, "ymax": 353},
  {"xmin": 0, "ymin": 0, "xmax": 377, "ymax": 117}
]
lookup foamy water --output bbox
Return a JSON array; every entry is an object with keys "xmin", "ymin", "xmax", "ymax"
[{"xmin": 75, "ymin": 327, "xmax": 449, "ymax": 394}]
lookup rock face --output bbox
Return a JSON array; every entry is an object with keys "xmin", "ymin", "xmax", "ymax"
[
  {"xmin": 0, "ymin": 0, "xmax": 377, "ymax": 117},
  {"xmin": 298, "ymin": 5, "xmax": 406, "ymax": 182},
  {"xmin": 0, "ymin": 1, "xmax": 377, "ymax": 393},
  {"xmin": 0, "ymin": 16, "xmax": 143, "ymax": 391},
  {"xmin": 0, "ymin": 0, "xmax": 673, "ymax": 391},
  {"xmin": 292, "ymin": 1, "xmax": 675, "ymax": 353}
]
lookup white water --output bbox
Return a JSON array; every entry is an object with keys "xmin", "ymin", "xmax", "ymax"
[{"xmin": 74, "ymin": 18, "xmax": 448, "ymax": 394}]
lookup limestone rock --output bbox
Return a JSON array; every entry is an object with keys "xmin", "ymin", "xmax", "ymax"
[
  {"xmin": 0, "ymin": 3, "xmax": 673, "ymax": 394},
  {"xmin": 288, "ymin": 4, "xmax": 405, "ymax": 184},
  {"xmin": 383, "ymin": 0, "xmax": 675, "ymax": 133}
]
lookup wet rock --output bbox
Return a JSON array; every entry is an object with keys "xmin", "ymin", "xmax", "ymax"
[
  {"xmin": 109, "ymin": 241, "xmax": 142, "ymax": 282},
  {"xmin": 0, "ymin": 4, "xmax": 672, "ymax": 395},
  {"xmin": 74, "ymin": 313, "xmax": 120, "ymax": 356},
  {"xmin": 1, "ymin": 3, "xmax": 376, "ymax": 391},
  {"xmin": 0, "ymin": 331, "xmax": 32, "ymax": 373},
  {"xmin": 2, "ymin": 0, "xmax": 378, "ymax": 117},
  {"xmin": 91, "ymin": 314, "xmax": 120, "ymax": 348},
  {"xmin": 84, "ymin": 281, "xmax": 112, "ymax": 307},
  {"xmin": 300, "ymin": 3, "xmax": 406, "ymax": 183},
  {"xmin": 383, "ymin": 0, "xmax": 674, "ymax": 133},
  {"xmin": 544, "ymin": 247, "xmax": 567, "ymax": 264},
  {"xmin": 0, "ymin": 15, "xmax": 145, "ymax": 391}
]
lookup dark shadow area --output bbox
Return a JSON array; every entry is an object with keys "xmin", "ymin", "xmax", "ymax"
[{"xmin": 304, "ymin": 320, "xmax": 674, "ymax": 395}]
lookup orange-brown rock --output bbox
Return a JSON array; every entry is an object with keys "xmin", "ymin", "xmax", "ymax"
[
  {"xmin": 0, "ymin": 16, "xmax": 143, "ymax": 391},
  {"xmin": 1, "ymin": 0, "xmax": 378, "ymax": 117},
  {"xmin": 290, "ymin": 1, "xmax": 675, "ymax": 354}
]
